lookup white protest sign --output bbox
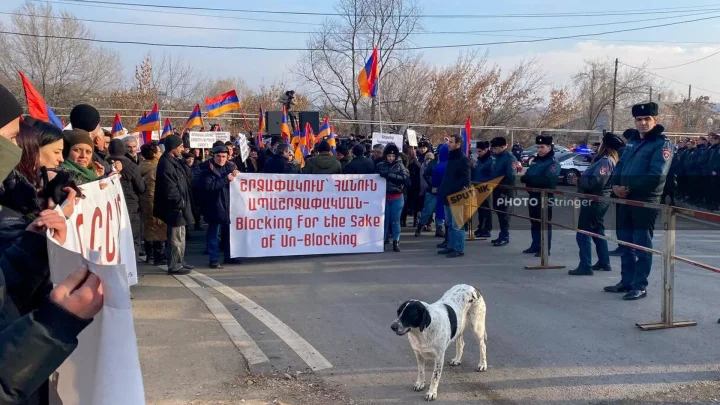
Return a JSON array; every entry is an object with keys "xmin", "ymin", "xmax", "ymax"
[
  {"xmin": 371, "ymin": 132, "xmax": 404, "ymax": 148},
  {"xmin": 54, "ymin": 175, "xmax": 139, "ymax": 285},
  {"xmin": 238, "ymin": 133, "xmax": 250, "ymax": 162},
  {"xmin": 230, "ymin": 174, "xmax": 386, "ymax": 257},
  {"xmin": 47, "ymin": 245, "xmax": 145, "ymax": 405},
  {"xmin": 406, "ymin": 129, "xmax": 418, "ymax": 147},
  {"xmin": 189, "ymin": 131, "xmax": 231, "ymax": 147}
]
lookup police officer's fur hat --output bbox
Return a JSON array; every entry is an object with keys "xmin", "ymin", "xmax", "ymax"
[
  {"xmin": 632, "ymin": 102, "xmax": 659, "ymax": 117},
  {"xmin": 476, "ymin": 141, "xmax": 490, "ymax": 149},
  {"xmin": 490, "ymin": 137, "xmax": 507, "ymax": 147},
  {"xmin": 383, "ymin": 143, "xmax": 400, "ymax": 157},
  {"xmin": 418, "ymin": 140, "xmax": 431, "ymax": 148},
  {"xmin": 535, "ymin": 135, "xmax": 552, "ymax": 146},
  {"xmin": 602, "ymin": 132, "xmax": 625, "ymax": 151}
]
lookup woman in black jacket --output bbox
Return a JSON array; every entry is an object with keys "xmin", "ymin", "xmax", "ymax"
[
  {"xmin": 376, "ymin": 143, "xmax": 409, "ymax": 252},
  {"xmin": 108, "ymin": 138, "xmax": 146, "ymax": 260}
]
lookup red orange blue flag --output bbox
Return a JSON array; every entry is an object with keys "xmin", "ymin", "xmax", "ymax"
[
  {"xmin": 18, "ymin": 70, "xmax": 63, "ymax": 128},
  {"xmin": 136, "ymin": 104, "xmax": 161, "ymax": 132},
  {"xmin": 162, "ymin": 118, "xmax": 174, "ymax": 138},
  {"xmin": 257, "ymin": 105, "xmax": 266, "ymax": 149},
  {"xmin": 111, "ymin": 113, "xmax": 124, "ymax": 137},
  {"xmin": 280, "ymin": 106, "xmax": 291, "ymax": 144},
  {"xmin": 205, "ymin": 90, "xmax": 241, "ymax": 118},
  {"xmin": 183, "ymin": 104, "xmax": 204, "ymax": 132},
  {"xmin": 358, "ymin": 47, "xmax": 379, "ymax": 98},
  {"xmin": 318, "ymin": 117, "xmax": 331, "ymax": 140},
  {"xmin": 461, "ymin": 117, "xmax": 471, "ymax": 157},
  {"xmin": 328, "ymin": 125, "xmax": 337, "ymax": 156}
]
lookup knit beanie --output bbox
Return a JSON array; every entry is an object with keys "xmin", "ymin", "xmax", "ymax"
[
  {"xmin": 69, "ymin": 104, "xmax": 100, "ymax": 132},
  {"xmin": 62, "ymin": 129, "xmax": 94, "ymax": 158},
  {"xmin": 0, "ymin": 84, "xmax": 23, "ymax": 129},
  {"xmin": 164, "ymin": 134, "xmax": 183, "ymax": 151}
]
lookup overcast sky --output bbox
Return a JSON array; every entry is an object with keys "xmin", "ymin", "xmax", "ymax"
[{"xmin": 3, "ymin": 0, "xmax": 720, "ymax": 101}]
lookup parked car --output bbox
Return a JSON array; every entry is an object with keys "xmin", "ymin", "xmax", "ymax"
[
  {"xmin": 558, "ymin": 152, "xmax": 594, "ymax": 185},
  {"xmin": 520, "ymin": 145, "xmax": 570, "ymax": 166}
]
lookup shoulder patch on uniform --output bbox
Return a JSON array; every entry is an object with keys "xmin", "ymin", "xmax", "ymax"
[
  {"xmin": 662, "ymin": 148, "xmax": 671, "ymax": 161},
  {"xmin": 599, "ymin": 164, "xmax": 608, "ymax": 175},
  {"xmin": 550, "ymin": 163, "xmax": 557, "ymax": 172}
]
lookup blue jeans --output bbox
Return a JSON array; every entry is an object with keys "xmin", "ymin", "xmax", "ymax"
[
  {"xmin": 576, "ymin": 201, "xmax": 610, "ymax": 269},
  {"xmin": 419, "ymin": 193, "xmax": 444, "ymax": 229},
  {"xmin": 444, "ymin": 205, "xmax": 465, "ymax": 253},
  {"xmin": 206, "ymin": 223, "xmax": 230, "ymax": 264},
  {"xmin": 617, "ymin": 205, "xmax": 658, "ymax": 291},
  {"xmin": 384, "ymin": 197, "xmax": 404, "ymax": 242}
]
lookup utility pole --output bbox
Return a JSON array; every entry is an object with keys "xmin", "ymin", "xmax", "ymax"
[
  {"xmin": 687, "ymin": 84, "xmax": 692, "ymax": 131},
  {"xmin": 611, "ymin": 58, "xmax": 618, "ymax": 132}
]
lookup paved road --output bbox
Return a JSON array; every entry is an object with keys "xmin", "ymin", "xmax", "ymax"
[{"xmin": 181, "ymin": 189, "xmax": 720, "ymax": 405}]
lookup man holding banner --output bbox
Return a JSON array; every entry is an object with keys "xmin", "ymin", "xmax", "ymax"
[{"xmin": 438, "ymin": 135, "xmax": 471, "ymax": 258}]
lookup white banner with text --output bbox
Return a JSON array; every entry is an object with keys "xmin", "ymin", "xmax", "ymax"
[{"xmin": 229, "ymin": 174, "xmax": 386, "ymax": 257}]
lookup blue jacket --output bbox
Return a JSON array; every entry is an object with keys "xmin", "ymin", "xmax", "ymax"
[
  {"xmin": 520, "ymin": 150, "xmax": 560, "ymax": 191},
  {"xmin": 431, "ymin": 144, "xmax": 448, "ymax": 189},
  {"xmin": 578, "ymin": 154, "xmax": 616, "ymax": 197},
  {"xmin": 611, "ymin": 125, "xmax": 673, "ymax": 203},
  {"xmin": 491, "ymin": 149, "xmax": 517, "ymax": 187},
  {"xmin": 472, "ymin": 153, "xmax": 494, "ymax": 183}
]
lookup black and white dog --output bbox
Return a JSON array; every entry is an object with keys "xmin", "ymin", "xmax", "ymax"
[{"xmin": 391, "ymin": 284, "xmax": 487, "ymax": 401}]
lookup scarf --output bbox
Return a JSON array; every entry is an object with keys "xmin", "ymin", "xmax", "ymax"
[{"xmin": 61, "ymin": 159, "xmax": 99, "ymax": 184}]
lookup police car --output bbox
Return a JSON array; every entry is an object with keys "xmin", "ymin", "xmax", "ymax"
[{"xmin": 558, "ymin": 152, "xmax": 594, "ymax": 185}]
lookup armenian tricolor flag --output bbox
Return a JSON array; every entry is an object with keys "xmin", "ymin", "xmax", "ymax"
[
  {"xmin": 318, "ymin": 117, "xmax": 331, "ymax": 140},
  {"xmin": 461, "ymin": 117, "xmax": 471, "ymax": 157},
  {"xmin": 257, "ymin": 105, "xmax": 266, "ymax": 149},
  {"xmin": 183, "ymin": 104, "xmax": 204, "ymax": 132},
  {"xmin": 280, "ymin": 106, "xmax": 291, "ymax": 144},
  {"xmin": 136, "ymin": 104, "xmax": 161, "ymax": 132},
  {"xmin": 328, "ymin": 125, "xmax": 337, "ymax": 156},
  {"xmin": 18, "ymin": 71, "xmax": 63, "ymax": 129},
  {"xmin": 304, "ymin": 122, "xmax": 316, "ymax": 152},
  {"xmin": 162, "ymin": 118, "xmax": 174, "ymax": 138},
  {"xmin": 291, "ymin": 132, "xmax": 307, "ymax": 168},
  {"xmin": 358, "ymin": 46, "xmax": 379, "ymax": 98},
  {"xmin": 111, "ymin": 113, "xmax": 124, "ymax": 138},
  {"xmin": 205, "ymin": 90, "xmax": 241, "ymax": 118}
]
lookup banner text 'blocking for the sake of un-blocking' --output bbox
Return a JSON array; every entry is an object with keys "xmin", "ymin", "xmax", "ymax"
[{"xmin": 229, "ymin": 174, "xmax": 387, "ymax": 257}]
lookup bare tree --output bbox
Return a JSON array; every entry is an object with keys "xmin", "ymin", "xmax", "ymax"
[
  {"xmin": 424, "ymin": 51, "xmax": 545, "ymax": 139},
  {"xmin": 295, "ymin": 0, "xmax": 421, "ymax": 134},
  {"xmin": 535, "ymin": 87, "xmax": 580, "ymax": 129},
  {"xmin": 380, "ymin": 54, "xmax": 434, "ymax": 133},
  {"xmin": 152, "ymin": 53, "xmax": 205, "ymax": 109},
  {"xmin": 0, "ymin": 1, "xmax": 121, "ymax": 107},
  {"xmin": 572, "ymin": 58, "xmax": 654, "ymax": 131}
]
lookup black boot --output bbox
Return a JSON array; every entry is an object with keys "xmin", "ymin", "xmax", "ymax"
[
  {"xmin": 153, "ymin": 241, "xmax": 167, "ymax": 266},
  {"xmin": 393, "ymin": 240, "xmax": 401, "ymax": 252},
  {"xmin": 415, "ymin": 223, "xmax": 423, "ymax": 237}
]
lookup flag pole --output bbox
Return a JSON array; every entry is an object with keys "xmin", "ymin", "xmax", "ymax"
[{"xmin": 377, "ymin": 63, "xmax": 382, "ymax": 134}]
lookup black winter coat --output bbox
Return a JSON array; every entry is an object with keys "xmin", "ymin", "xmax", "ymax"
[
  {"xmin": 439, "ymin": 148, "xmax": 471, "ymax": 205},
  {"xmin": 264, "ymin": 155, "xmax": 301, "ymax": 174},
  {"xmin": 154, "ymin": 153, "xmax": 194, "ymax": 227},
  {"xmin": 200, "ymin": 160, "xmax": 237, "ymax": 224},
  {"xmin": 0, "ymin": 170, "xmax": 41, "ymax": 218},
  {"xmin": 344, "ymin": 156, "xmax": 376, "ymax": 174},
  {"xmin": 0, "ymin": 228, "xmax": 91, "ymax": 405},
  {"xmin": 376, "ymin": 160, "xmax": 409, "ymax": 195},
  {"xmin": 110, "ymin": 155, "xmax": 146, "ymax": 214}
]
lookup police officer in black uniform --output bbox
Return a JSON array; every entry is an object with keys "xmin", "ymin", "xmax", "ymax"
[
  {"xmin": 520, "ymin": 135, "xmax": 561, "ymax": 257},
  {"xmin": 569, "ymin": 132, "xmax": 625, "ymax": 275},
  {"xmin": 604, "ymin": 102, "xmax": 673, "ymax": 300},
  {"xmin": 489, "ymin": 137, "xmax": 517, "ymax": 247}
]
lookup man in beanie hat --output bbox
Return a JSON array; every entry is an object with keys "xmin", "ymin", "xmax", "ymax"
[
  {"xmin": 69, "ymin": 103, "xmax": 112, "ymax": 175},
  {"xmin": 303, "ymin": 140, "xmax": 342, "ymax": 174},
  {"xmin": 336, "ymin": 144, "xmax": 351, "ymax": 171},
  {"xmin": 489, "ymin": 136, "xmax": 517, "ymax": 246},
  {"xmin": 0, "ymin": 84, "xmax": 104, "ymax": 403},
  {"xmin": 154, "ymin": 134, "xmax": 194, "ymax": 275},
  {"xmin": 344, "ymin": 143, "xmax": 376, "ymax": 174},
  {"xmin": 604, "ymin": 102, "xmax": 673, "ymax": 301},
  {"xmin": 472, "ymin": 141, "xmax": 494, "ymax": 238}
]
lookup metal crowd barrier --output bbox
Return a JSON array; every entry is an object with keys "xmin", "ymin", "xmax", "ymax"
[{"xmin": 468, "ymin": 183, "xmax": 720, "ymax": 331}]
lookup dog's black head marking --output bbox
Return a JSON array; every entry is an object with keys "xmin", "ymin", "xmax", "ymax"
[{"xmin": 396, "ymin": 300, "xmax": 432, "ymax": 333}]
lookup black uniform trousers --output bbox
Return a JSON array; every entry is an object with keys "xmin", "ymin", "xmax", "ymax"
[
  {"xmin": 617, "ymin": 204, "xmax": 658, "ymax": 291},
  {"xmin": 476, "ymin": 199, "xmax": 492, "ymax": 233},
  {"xmin": 493, "ymin": 189, "xmax": 513, "ymax": 239}
]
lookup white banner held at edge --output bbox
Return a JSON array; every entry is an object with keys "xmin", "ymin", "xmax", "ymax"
[
  {"xmin": 371, "ymin": 132, "xmax": 404, "ymax": 148},
  {"xmin": 238, "ymin": 134, "xmax": 250, "ymax": 162},
  {"xmin": 229, "ymin": 174, "xmax": 386, "ymax": 258}
]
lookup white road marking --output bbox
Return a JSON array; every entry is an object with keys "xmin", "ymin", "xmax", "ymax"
[
  {"xmin": 174, "ymin": 275, "xmax": 269, "ymax": 366},
  {"xmin": 189, "ymin": 271, "xmax": 333, "ymax": 371}
]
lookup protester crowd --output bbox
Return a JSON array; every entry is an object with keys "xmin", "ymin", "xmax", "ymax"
[{"xmin": 0, "ymin": 77, "xmax": 695, "ymax": 404}]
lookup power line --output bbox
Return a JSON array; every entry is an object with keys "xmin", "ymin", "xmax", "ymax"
[
  {"xmin": 1, "ymin": 10, "xmax": 714, "ymax": 36},
  {"xmin": 651, "ymin": 50, "xmax": 720, "ymax": 70},
  {"xmin": 2, "ymin": 13, "xmax": 720, "ymax": 51},
  {"xmin": 55, "ymin": 0, "xmax": 720, "ymax": 19},
  {"xmin": 618, "ymin": 61, "xmax": 720, "ymax": 97}
]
